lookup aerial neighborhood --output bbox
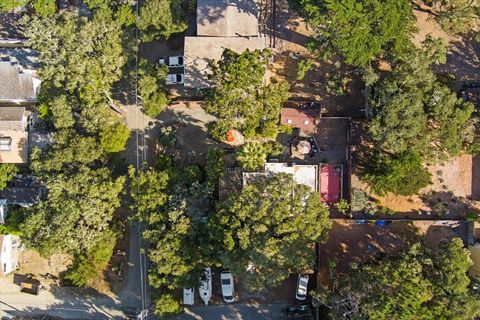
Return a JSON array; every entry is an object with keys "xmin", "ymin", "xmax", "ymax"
[{"xmin": 1, "ymin": 0, "xmax": 480, "ymax": 319}]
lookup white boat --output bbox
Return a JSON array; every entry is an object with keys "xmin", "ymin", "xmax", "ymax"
[{"xmin": 199, "ymin": 267, "xmax": 212, "ymax": 306}]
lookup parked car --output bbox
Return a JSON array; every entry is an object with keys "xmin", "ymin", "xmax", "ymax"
[
  {"xmin": 220, "ymin": 271, "xmax": 235, "ymax": 303},
  {"xmin": 183, "ymin": 287, "xmax": 194, "ymax": 305},
  {"xmin": 283, "ymin": 304, "xmax": 311, "ymax": 317},
  {"xmin": 166, "ymin": 73, "xmax": 184, "ymax": 85},
  {"xmin": 296, "ymin": 274, "xmax": 309, "ymax": 300},
  {"xmin": 159, "ymin": 55, "xmax": 184, "ymax": 67}
]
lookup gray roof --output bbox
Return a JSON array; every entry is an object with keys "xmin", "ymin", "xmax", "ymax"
[
  {"xmin": 0, "ymin": 61, "xmax": 36, "ymax": 102},
  {"xmin": 0, "ymin": 107, "xmax": 26, "ymax": 131},
  {"xmin": 0, "ymin": 187, "xmax": 40, "ymax": 205},
  {"xmin": 197, "ymin": 0, "xmax": 259, "ymax": 37}
]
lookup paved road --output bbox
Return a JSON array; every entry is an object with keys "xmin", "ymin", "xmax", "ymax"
[{"xmin": 176, "ymin": 303, "xmax": 286, "ymax": 320}]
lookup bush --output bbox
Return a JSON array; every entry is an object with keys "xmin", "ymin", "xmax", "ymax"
[
  {"xmin": 154, "ymin": 293, "xmax": 182, "ymax": 317},
  {"xmin": 205, "ymin": 148, "xmax": 225, "ymax": 194},
  {"xmin": 351, "ymin": 188, "xmax": 373, "ymax": 212},
  {"xmin": 236, "ymin": 141, "xmax": 267, "ymax": 171},
  {"xmin": 0, "ymin": 207, "xmax": 25, "ymax": 235},
  {"xmin": 33, "ymin": 0, "xmax": 56, "ymax": 16},
  {"xmin": 334, "ymin": 199, "xmax": 350, "ymax": 214},
  {"xmin": 0, "ymin": 164, "xmax": 18, "ymax": 191},
  {"xmin": 65, "ymin": 230, "xmax": 117, "ymax": 287},
  {"xmin": 362, "ymin": 150, "xmax": 432, "ymax": 196}
]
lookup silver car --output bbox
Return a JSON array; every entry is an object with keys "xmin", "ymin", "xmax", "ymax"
[{"xmin": 296, "ymin": 274, "xmax": 309, "ymax": 300}]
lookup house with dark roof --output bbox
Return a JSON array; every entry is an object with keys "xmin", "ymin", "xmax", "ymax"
[{"xmin": 184, "ymin": 0, "xmax": 266, "ymax": 88}]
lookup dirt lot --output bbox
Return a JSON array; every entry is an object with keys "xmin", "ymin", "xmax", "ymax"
[
  {"xmin": 318, "ymin": 220, "xmax": 468, "ymax": 285},
  {"xmin": 351, "ymin": 153, "xmax": 480, "ymax": 217}
]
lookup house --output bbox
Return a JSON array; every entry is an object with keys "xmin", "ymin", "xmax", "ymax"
[
  {"xmin": 0, "ymin": 107, "xmax": 30, "ymax": 164},
  {"xmin": 280, "ymin": 106, "xmax": 320, "ymax": 136},
  {"xmin": 0, "ymin": 175, "xmax": 43, "ymax": 224},
  {"xmin": 0, "ymin": 234, "xmax": 20, "ymax": 277},
  {"xmin": 0, "ymin": 61, "xmax": 40, "ymax": 104},
  {"xmin": 243, "ymin": 162, "xmax": 319, "ymax": 192},
  {"xmin": 184, "ymin": 0, "xmax": 267, "ymax": 88}
]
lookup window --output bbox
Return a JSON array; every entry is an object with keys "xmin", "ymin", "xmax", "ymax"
[
  {"xmin": 0, "ymin": 137, "xmax": 12, "ymax": 151},
  {"xmin": 303, "ymin": 120, "xmax": 309, "ymax": 125},
  {"xmin": 287, "ymin": 119, "xmax": 292, "ymax": 124},
  {"xmin": 3, "ymin": 263, "xmax": 6, "ymax": 273}
]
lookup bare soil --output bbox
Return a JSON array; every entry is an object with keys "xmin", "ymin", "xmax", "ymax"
[
  {"xmin": 318, "ymin": 220, "xmax": 468, "ymax": 285},
  {"xmin": 351, "ymin": 153, "xmax": 480, "ymax": 217}
]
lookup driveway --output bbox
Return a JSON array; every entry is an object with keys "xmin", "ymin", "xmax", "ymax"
[{"xmin": 177, "ymin": 303, "xmax": 286, "ymax": 320}]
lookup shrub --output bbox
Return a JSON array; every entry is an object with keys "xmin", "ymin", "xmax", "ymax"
[
  {"xmin": 362, "ymin": 150, "xmax": 432, "ymax": 196},
  {"xmin": 236, "ymin": 142, "xmax": 267, "ymax": 171},
  {"xmin": 154, "ymin": 293, "xmax": 182, "ymax": 317},
  {"xmin": 334, "ymin": 199, "xmax": 350, "ymax": 214},
  {"xmin": 64, "ymin": 230, "xmax": 117, "ymax": 287}
]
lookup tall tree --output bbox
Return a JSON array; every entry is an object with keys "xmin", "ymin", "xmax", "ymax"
[
  {"xmin": 206, "ymin": 49, "xmax": 289, "ymax": 140},
  {"xmin": 316, "ymin": 238, "xmax": 480, "ymax": 319},
  {"xmin": 137, "ymin": 0, "xmax": 189, "ymax": 42},
  {"xmin": 210, "ymin": 173, "xmax": 331, "ymax": 291},
  {"xmin": 21, "ymin": 167, "xmax": 125, "ymax": 256},
  {"xmin": 290, "ymin": 0, "xmax": 416, "ymax": 66},
  {"xmin": 367, "ymin": 47, "xmax": 475, "ymax": 160}
]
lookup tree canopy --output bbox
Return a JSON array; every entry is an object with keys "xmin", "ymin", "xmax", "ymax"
[
  {"xmin": 205, "ymin": 49, "xmax": 289, "ymax": 140},
  {"xmin": 317, "ymin": 238, "xmax": 480, "ymax": 319},
  {"xmin": 291, "ymin": 0, "xmax": 416, "ymax": 66},
  {"xmin": 367, "ymin": 47, "xmax": 475, "ymax": 160},
  {"xmin": 137, "ymin": 0, "xmax": 189, "ymax": 42},
  {"xmin": 21, "ymin": 167, "xmax": 125, "ymax": 256},
  {"xmin": 209, "ymin": 173, "xmax": 331, "ymax": 291}
]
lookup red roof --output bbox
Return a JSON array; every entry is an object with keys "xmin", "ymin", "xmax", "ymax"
[
  {"xmin": 320, "ymin": 164, "xmax": 341, "ymax": 204},
  {"xmin": 280, "ymin": 107, "xmax": 319, "ymax": 133}
]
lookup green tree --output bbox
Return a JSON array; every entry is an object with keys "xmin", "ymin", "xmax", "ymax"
[
  {"xmin": 205, "ymin": 49, "xmax": 289, "ymax": 139},
  {"xmin": 291, "ymin": 0, "xmax": 416, "ymax": 66},
  {"xmin": 137, "ymin": 0, "xmax": 188, "ymax": 42},
  {"xmin": 138, "ymin": 59, "xmax": 170, "ymax": 117},
  {"xmin": 23, "ymin": 11, "xmax": 126, "ymax": 107},
  {"xmin": 362, "ymin": 150, "xmax": 432, "ymax": 196},
  {"xmin": 0, "ymin": 0, "xmax": 28, "ymax": 11},
  {"xmin": 205, "ymin": 147, "xmax": 225, "ymax": 195},
  {"xmin": 32, "ymin": 0, "xmax": 56, "ymax": 16},
  {"xmin": 154, "ymin": 293, "xmax": 182, "ymax": 317},
  {"xmin": 210, "ymin": 174, "xmax": 331, "ymax": 290},
  {"xmin": 368, "ymin": 47, "xmax": 475, "ymax": 159},
  {"xmin": 433, "ymin": 0, "xmax": 479, "ymax": 35},
  {"xmin": 21, "ymin": 167, "xmax": 125, "ymax": 256},
  {"xmin": 422, "ymin": 34, "xmax": 447, "ymax": 65},
  {"xmin": 65, "ymin": 229, "xmax": 117, "ymax": 287},
  {"xmin": 130, "ymin": 166, "xmax": 215, "ymax": 290},
  {"xmin": 100, "ymin": 122, "xmax": 130, "ymax": 153},
  {"xmin": 236, "ymin": 142, "xmax": 268, "ymax": 171},
  {"xmin": 0, "ymin": 164, "xmax": 18, "ymax": 191},
  {"xmin": 323, "ymin": 238, "xmax": 480, "ymax": 319}
]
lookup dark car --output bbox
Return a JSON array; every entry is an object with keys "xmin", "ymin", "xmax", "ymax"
[{"xmin": 284, "ymin": 304, "xmax": 311, "ymax": 317}]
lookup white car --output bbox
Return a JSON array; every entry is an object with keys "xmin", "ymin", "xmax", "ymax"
[
  {"xmin": 159, "ymin": 55, "xmax": 184, "ymax": 67},
  {"xmin": 220, "ymin": 271, "xmax": 235, "ymax": 303},
  {"xmin": 296, "ymin": 274, "xmax": 309, "ymax": 300},
  {"xmin": 166, "ymin": 73, "xmax": 184, "ymax": 85},
  {"xmin": 183, "ymin": 287, "xmax": 194, "ymax": 305}
]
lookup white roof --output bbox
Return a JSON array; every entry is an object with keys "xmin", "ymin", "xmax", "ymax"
[
  {"xmin": 197, "ymin": 0, "xmax": 259, "ymax": 37},
  {"xmin": 184, "ymin": 36, "xmax": 266, "ymax": 88},
  {"xmin": 264, "ymin": 163, "xmax": 318, "ymax": 192}
]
